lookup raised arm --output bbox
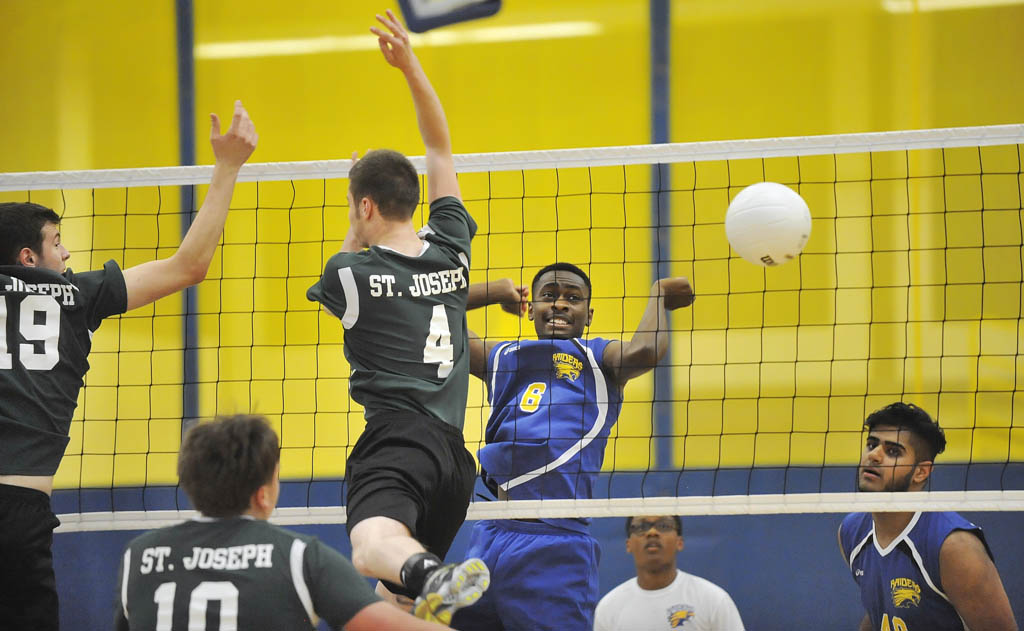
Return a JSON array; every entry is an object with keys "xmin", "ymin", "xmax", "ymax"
[
  {"xmin": 601, "ymin": 277, "xmax": 694, "ymax": 387},
  {"xmin": 466, "ymin": 279, "xmax": 527, "ymax": 380},
  {"xmin": 123, "ymin": 101, "xmax": 257, "ymax": 311},
  {"xmin": 940, "ymin": 530, "xmax": 1018, "ymax": 630},
  {"xmin": 467, "ymin": 279, "xmax": 527, "ymax": 313},
  {"xmin": 371, "ymin": 10, "xmax": 459, "ymax": 202}
]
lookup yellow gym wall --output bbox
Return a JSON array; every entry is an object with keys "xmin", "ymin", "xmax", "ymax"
[{"xmin": 0, "ymin": 0, "xmax": 1021, "ymax": 487}]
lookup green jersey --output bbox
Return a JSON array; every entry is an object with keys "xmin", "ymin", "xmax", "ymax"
[
  {"xmin": 0, "ymin": 261, "xmax": 127, "ymax": 475},
  {"xmin": 307, "ymin": 196, "xmax": 476, "ymax": 430},
  {"xmin": 116, "ymin": 517, "xmax": 379, "ymax": 631}
]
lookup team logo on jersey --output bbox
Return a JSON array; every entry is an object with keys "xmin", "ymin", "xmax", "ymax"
[
  {"xmin": 667, "ymin": 604, "xmax": 695, "ymax": 627},
  {"xmin": 891, "ymin": 577, "xmax": 922, "ymax": 608},
  {"xmin": 551, "ymin": 352, "xmax": 582, "ymax": 381}
]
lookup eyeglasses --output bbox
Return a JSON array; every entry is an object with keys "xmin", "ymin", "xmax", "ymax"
[{"xmin": 628, "ymin": 519, "xmax": 678, "ymax": 536}]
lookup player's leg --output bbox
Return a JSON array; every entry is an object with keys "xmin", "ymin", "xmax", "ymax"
[
  {"xmin": 346, "ymin": 412, "xmax": 487, "ymax": 621},
  {"xmin": 0, "ymin": 484, "xmax": 61, "ymax": 631},
  {"xmin": 491, "ymin": 522, "xmax": 601, "ymax": 631},
  {"xmin": 349, "ymin": 515, "xmax": 427, "ymax": 584},
  {"xmin": 449, "ymin": 520, "xmax": 508, "ymax": 631},
  {"xmin": 374, "ymin": 579, "xmax": 415, "ymax": 612},
  {"xmin": 345, "ymin": 416, "xmax": 436, "ymax": 595},
  {"xmin": 410, "ymin": 420, "xmax": 490, "ymax": 624}
]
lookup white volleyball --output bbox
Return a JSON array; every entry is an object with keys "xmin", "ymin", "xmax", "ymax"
[{"xmin": 725, "ymin": 182, "xmax": 812, "ymax": 267}]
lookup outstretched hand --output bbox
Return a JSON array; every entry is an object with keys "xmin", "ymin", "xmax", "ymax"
[
  {"xmin": 371, "ymin": 9, "xmax": 416, "ymax": 71},
  {"xmin": 210, "ymin": 100, "xmax": 258, "ymax": 169},
  {"xmin": 654, "ymin": 277, "xmax": 695, "ymax": 310}
]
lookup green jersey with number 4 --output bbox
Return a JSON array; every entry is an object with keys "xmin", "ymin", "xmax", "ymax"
[{"xmin": 307, "ymin": 196, "xmax": 476, "ymax": 430}]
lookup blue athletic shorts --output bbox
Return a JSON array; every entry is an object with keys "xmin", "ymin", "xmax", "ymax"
[{"xmin": 451, "ymin": 519, "xmax": 600, "ymax": 631}]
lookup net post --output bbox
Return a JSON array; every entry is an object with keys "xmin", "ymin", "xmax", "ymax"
[
  {"xmin": 175, "ymin": 0, "xmax": 200, "ymax": 434},
  {"xmin": 650, "ymin": 0, "xmax": 674, "ymax": 472}
]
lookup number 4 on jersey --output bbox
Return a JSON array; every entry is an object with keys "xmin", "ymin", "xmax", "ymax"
[{"xmin": 423, "ymin": 304, "xmax": 454, "ymax": 378}]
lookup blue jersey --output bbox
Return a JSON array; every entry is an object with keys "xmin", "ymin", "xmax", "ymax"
[
  {"xmin": 839, "ymin": 511, "xmax": 991, "ymax": 630},
  {"xmin": 480, "ymin": 337, "xmax": 622, "ymax": 533}
]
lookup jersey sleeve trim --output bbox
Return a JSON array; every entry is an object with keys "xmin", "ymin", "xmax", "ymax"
[
  {"xmin": 487, "ymin": 341, "xmax": 514, "ymax": 404},
  {"xmin": 290, "ymin": 539, "xmax": 320, "ymax": 626},
  {"xmin": 501, "ymin": 341, "xmax": 612, "ymax": 491},
  {"xmin": 847, "ymin": 529, "xmax": 872, "ymax": 570},
  {"xmin": 903, "ymin": 536, "xmax": 951, "ymax": 603},
  {"xmin": 337, "ymin": 267, "xmax": 360, "ymax": 329},
  {"xmin": 120, "ymin": 548, "xmax": 131, "ymax": 620}
]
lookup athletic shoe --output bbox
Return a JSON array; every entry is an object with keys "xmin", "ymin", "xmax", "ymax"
[{"xmin": 413, "ymin": 557, "xmax": 490, "ymax": 625}]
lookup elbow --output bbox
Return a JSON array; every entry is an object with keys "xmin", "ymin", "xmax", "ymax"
[{"xmin": 181, "ymin": 258, "xmax": 210, "ymax": 287}]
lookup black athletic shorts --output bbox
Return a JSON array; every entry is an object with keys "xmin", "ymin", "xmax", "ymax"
[
  {"xmin": 0, "ymin": 483, "xmax": 61, "ymax": 631},
  {"xmin": 345, "ymin": 412, "xmax": 476, "ymax": 561}
]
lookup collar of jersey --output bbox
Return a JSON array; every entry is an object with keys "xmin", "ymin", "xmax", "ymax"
[
  {"xmin": 191, "ymin": 514, "xmax": 257, "ymax": 523},
  {"xmin": 871, "ymin": 511, "xmax": 922, "ymax": 556},
  {"xmin": 374, "ymin": 241, "xmax": 431, "ymax": 257}
]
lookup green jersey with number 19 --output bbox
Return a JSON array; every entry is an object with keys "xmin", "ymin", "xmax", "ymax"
[
  {"xmin": 306, "ymin": 196, "xmax": 476, "ymax": 430},
  {"xmin": 0, "ymin": 261, "xmax": 127, "ymax": 475}
]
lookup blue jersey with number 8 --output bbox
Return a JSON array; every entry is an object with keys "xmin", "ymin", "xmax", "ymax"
[{"xmin": 480, "ymin": 337, "xmax": 622, "ymax": 533}]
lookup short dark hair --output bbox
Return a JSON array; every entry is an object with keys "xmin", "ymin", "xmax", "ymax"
[
  {"xmin": 625, "ymin": 515, "xmax": 682, "ymax": 537},
  {"xmin": 0, "ymin": 202, "xmax": 61, "ymax": 266},
  {"xmin": 178, "ymin": 415, "xmax": 280, "ymax": 518},
  {"xmin": 864, "ymin": 402, "xmax": 946, "ymax": 462},
  {"xmin": 348, "ymin": 149, "xmax": 420, "ymax": 221},
  {"xmin": 531, "ymin": 262, "xmax": 592, "ymax": 297}
]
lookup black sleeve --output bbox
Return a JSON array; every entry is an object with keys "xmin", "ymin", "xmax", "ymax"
[
  {"xmin": 423, "ymin": 196, "xmax": 476, "ymax": 261},
  {"xmin": 68, "ymin": 260, "xmax": 127, "ymax": 330},
  {"xmin": 306, "ymin": 252, "xmax": 361, "ymax": 319}
]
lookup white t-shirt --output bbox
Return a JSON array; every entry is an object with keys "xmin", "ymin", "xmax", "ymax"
[{"xmin": 594, "ymin": 569, "xmax": 745, "ymax": 631}]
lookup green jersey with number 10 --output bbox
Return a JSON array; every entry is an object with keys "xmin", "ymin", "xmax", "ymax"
[{"xmin": 307, "ymin": 196, "xmax": 476, "ymax": 430}]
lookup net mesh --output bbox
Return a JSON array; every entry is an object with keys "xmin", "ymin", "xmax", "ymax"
[{"xmin": 2, "ymin": 125, "xmax": 1022, "ymax": 532}]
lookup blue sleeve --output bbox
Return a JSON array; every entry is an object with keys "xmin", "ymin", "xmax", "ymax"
[
  {"xmin": 839, "ymin": 513, "xmax": 870, "ymax": 568},
  {"xmin": 585, "ymin": 337, "xmax": 615, "ymax": 379}
]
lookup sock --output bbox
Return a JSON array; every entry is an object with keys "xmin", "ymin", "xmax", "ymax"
[{"xmin": 400, "ymin": 551, "xmax": 443, "ymax": 596}]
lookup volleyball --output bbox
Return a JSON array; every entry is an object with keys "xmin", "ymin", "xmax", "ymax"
[{"xmin": 725, "ymin": 182, "xmax": 812, "ymax": 266}]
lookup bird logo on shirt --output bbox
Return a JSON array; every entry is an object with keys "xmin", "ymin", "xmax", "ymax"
[
  {"xmin": 667, "ymin": 604, "xmax": 695, "ymax": 627},
  {"xmin": 552, "ymin": 352, "xmax": 582, "ymax": 382},
  {"xmin": 891, "ymin": 577, "xmax": 922, "ymax": 608}
]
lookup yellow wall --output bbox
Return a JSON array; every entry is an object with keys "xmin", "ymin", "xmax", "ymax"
[{"xmin": 1, "ymin": 0, "xmax": 1021, "ymax": 488}]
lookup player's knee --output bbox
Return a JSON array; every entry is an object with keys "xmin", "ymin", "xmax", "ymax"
[{"xmin": 350, "ymin": 544, "xmax": 372, "ymax": 576}]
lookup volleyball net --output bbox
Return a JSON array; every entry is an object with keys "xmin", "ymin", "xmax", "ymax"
[{"xmin": 2, "ymin": 124, "xmax": 1022, "ymax": 532}]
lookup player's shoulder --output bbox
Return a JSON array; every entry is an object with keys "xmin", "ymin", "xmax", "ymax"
[
  {"xmin": 125, "ymin": 519, "xmax": 195, "ymax": 550},
  {"xmin": 840, "ymin": 511, "xmax": 872, "ymax": 534},
  {"xmin": 916, "ymin": 511, "xmax": 989, "ymax": 556},
  {"xmin": 919, "ymin": 510, "xmax": 974, "ymax": 529},
  {"xmin": 910, "ymin": 511, "xmax": 979, "ymax": 542},
  {"xmin": 428, "ymin": 195, "xmax": 469, "ymax": 214},
  {"xmin": 323, "ymin": 249, "xmax": 373, "ymax": 271},
  {"xmin": 683, "ymin": 571, "xmax": 734, "ymax": 601},
  {"xmin": 838, "ymin": 512, "xmax": 873, "ymax": 551},
  {"xmin": 599, "ymin": 576, "xmax": 642, "ymax": 606}
]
